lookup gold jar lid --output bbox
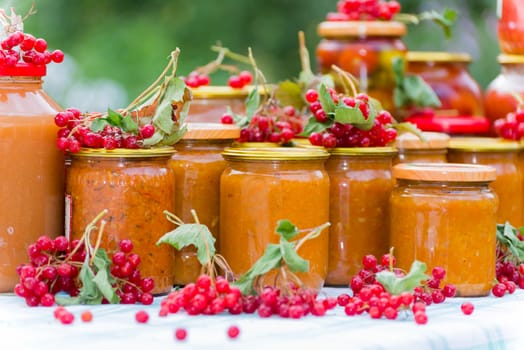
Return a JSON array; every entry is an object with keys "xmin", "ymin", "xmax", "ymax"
[
  {"xmin": 406, "ymin": 51, "xmax": 472, "ymax": 63},
  {"xmin": 317, "ymin": 20, "xmax": 407, "ymax": 38},
  {"xmin": 393, "ymin": 163, "xmax": 496, "ymax": 182},
  {"xmin": 70, "ymin": 146, "xmax": 176, "ymax": 158},
  {"xmin": 182, "ymin": 123, "xmax": 240, "ymax": 140},
  {"xmin": 498, "ymin": 54, "xmax": 524, "ymax": 65},
  {"xmin": 231, "ymin": 141, "xmax": 280, "ymax": 148},
  {"xmin": 329, "ymin": 146, "xmax": 398, "ymax": 156},
  {"xmin": 395, "ymin": 132, "xmax": 450, "ymax": 150},
  {"xmin": 448, "ymin": 137, "xmax": 522, "ymax": 152},
  {"xmin": 190, "ymin": 85, "xmax": 269, "ymax": 100},
  {"xmin": 222, "ymin": 146, "xmax": 329, "ymax": 161}
]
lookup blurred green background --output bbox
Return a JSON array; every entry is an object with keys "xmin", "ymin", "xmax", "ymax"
[{"xmin": 10, "ymin": 0, "xmax": 499, "ymax": 110}]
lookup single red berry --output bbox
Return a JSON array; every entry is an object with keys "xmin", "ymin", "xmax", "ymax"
[
  {"xmin": 221, "ymin": 113, "xmax": 234, "ymax": 124},
  {"xmin": 305, "ymin": 89, "xmax": 319, "ymax": 103},
  {"xmin": 20, "ymin": 34, "xmax": 36, "ymax": 51},
  {"xmin": 228, "ymin": 75, "xmax": 244, "ymax": 89},
  {"xmin": 51, "ymin": 50, "xmax": 64, "ymax": 63},
  {"xmin": 197, "ymin": 74, "xmax": 210, "ymax": 86},
  {"xmin": 431, "ymin": 266, "xmax": 446, "ymax": 280},
  {"xmin": 492, "ymin": 283, "xmax": 507, "ymax": 297},
  {"xmin": 81, "ymin": 310, "xmax": 93, "ymax": 322},
  {"xmin": 239, "ymin": 71, "xmax": 253, "ymax": 85},
  {"xmin": 227, "ymin": 325, "xmax": 240, "ymax": 339},
  {"xmin": 412, "ymin": 301, "xmax": 426, "ymax": 313},
  {"xmin": 461, "ymin": 302, "xmax": 474, "ymax": 315},
  {"xmin": 362, "ymin": 254, "xmax": 378, "ymax": 270},
  {"xmin": 140, "ymin": 124, "xmax": 155, "ymax": 139},
  {"xmin": 40, "ymin": 293, "xmax": 55, "ymax": 307},
  {"xmin": 175, "ymin": 328, "xmax": 188, "ymax": 341},
  {"xmin": 135, "ymin": 310, "xmax": 149, "ymax": 323},
  {"xmin": 34, "ymin": 38, "xmax": 47, "ymax": 53},
  {"xmin": 283, "ymin": 105, "xmax": 296, "ymax": 116},
  {"xmin": 119, "ymin": 239, "xmax": 133, "ymax": 253},
  {"xmin": 414, "ymin": 311, "xmax": 428, "ymax": 325},
  {"xmin": 384, "ymin": 307, "xmax": 398, "ymax": 320},
  {"xmin": 442, "ymin": 284, "xmax": 456, "ymax": 298},
  {"xmin": 59, "ymin": 311, "xmax": 75, "ymax": 325},
  {"xmin": 381, "ymin": 253, "xmax": 396, "ymax": 267},
  {"xmin": 196, "ymin": 274, "xmax": 212, "ymax": 290}
]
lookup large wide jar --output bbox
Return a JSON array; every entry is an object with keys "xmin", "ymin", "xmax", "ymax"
[
  {"xmin": 447, "ymin": 137, "xmax": 523, "ymax": 227},
  {"xmin": 406, "ymin": 52, "xmax": 483, "ymax": 116},
  {"xmin": 484, "ymin": 54, "xmax": 524, "ymax": 127},
  {"xmin": 325, "ymin": 147, "xmax": 397, "ymax": 285},
  {"xmin": 0, "ymin": 64, "xmax": 64, "ymax": 292},
  {"xmin": 66, "ymin": 148, "xmax": 176, "ymax": 294},
  {"xmin": 498, "ymin": 0, "xmax": 524, "ymax": 54},
  {"xmin": 390, "ymin": 163, "xmax": 498, "ymax": 297},
  {"xmin": 186, "ymin": 86, "xmax": 251, "ymax": 123},
  {"xmin": 316, "ymin": 21, "xmax": 407, "ymax": 111},
  {"xmin": 394, "ymin": 132, "xmax": 449, "ymax": 164},
  {"xmin": 170, "ymin": 123, "xmax": 239, "ymax": 285},
  {"xmin": 219, "ymin": 147, "xmax": 330, "ymax": 291}
]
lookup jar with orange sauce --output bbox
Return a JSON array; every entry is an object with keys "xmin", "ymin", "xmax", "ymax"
[
  {"xmin": 390, "ymin": 163, "xmax": 498, "ymax": 297},
  {"xmin": 186, "ymin": 86, "xmax": 249, "ymax": 123},
  {"xmin": 219, "ymin": 147, "xmax": 330, "ymax": 291},
  {"xmin": 498, "ymin": 0, "xmax": 524, "ymax": 54},
  {"xmin": 406, "ymin": 52, "xmax": 483, "ymax": 116},
  {"xmin": 316, "ymin": 21, "xmax": 407, "ymax": 111},
  {"xmin": 394, "ymin": 132, "xmax": 449, "ymax": 164},
  {"xmin": 325, "ymin": 147, "xmax": 397, "ymax": 285},
  {"xmin": 66, "ymin": 148, "xmax": 176, "ymax": 294},
  {"xmin": 447, "ymin": 137, "xmax": 523, "ymax": 227},
  {"xmin": 484, "ymin": 54, "xmax": 524, "ymax": 127},
  {"xmin": 0, "ymin": 64, "xmax": 64, "ymax": 292},
  {"xmin": 169, "ymin": 123, "xmax": 239, "ymax": 285}
]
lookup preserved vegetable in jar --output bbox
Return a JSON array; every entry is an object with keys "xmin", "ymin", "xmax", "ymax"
[
  {"xmin": 66, "ymin": 148, "xmax": 176, "ymax": 295},
  {"xmin": 325, "ymin": 147, "xmax": 397, "ymax": 285},
  {"xmin": 316, "ymin": 21, "xmax": 407, "ymax": 111},
  {"xmin": 447, "ymin": 137, "xmax": 523, "ymax": 227},
  {"xmin": 406, "ymin": 52, "xmax": 483, "ymax": 116},
  {"xmin": 0, "ymin": 64, "xmax": 64, "ymax": 292},
  {"xmin": 498, "ymin": 0, "xmax": 524, "ymax": 54},
  {"xmin": 220, "ymin": 147, "xmax": 330, "ymax": 291},
  {"xmin": 170, "ymin": 123, "xmax": 239, "ymax": 285},
  {"xmin": 394, "ymin": 132, "xmax": 449, "ymax": 164},
  {"xmin": 390, "ymin": 163, "xmax": 498, "ymax": 297}
]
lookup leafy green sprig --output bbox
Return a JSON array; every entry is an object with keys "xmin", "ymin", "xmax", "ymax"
[
  {"xmin": 394, "ymin": 8, "xmax": 458, "ymax": 39},
  {"xmin": 496, "ymin": 222, "xmax": 524, "ymax": 264}
]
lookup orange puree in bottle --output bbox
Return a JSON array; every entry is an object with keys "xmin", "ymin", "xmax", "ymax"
[
  {"xmin": 66, "ymin": 148, "xmax": 176, "ymax": 294},
  {"xmin": 219, "ymin": 147, "xmax": 330, "ymax": 291},
  {"xmin": 390, "ymin": 163, "xmax": 498, "ymax": 296},
  {"xmin": 170, "ymin": 123, "xmax": 239, "ymax": 285},
  {"xmin": 325, "ymin": 147, "xmax": 397, "ymax": 285},
  {"xmin": 0, "ymin": 72, "xmax": 64, "ymax": 292}
]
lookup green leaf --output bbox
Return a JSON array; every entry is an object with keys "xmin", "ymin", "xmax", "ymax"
[
  {"xmin": 152, "ymin": 80, "xmax": 177, "ymax": 134},
  {"xmin": 275, "ymin": 219, "xmax": 299, "ymax": 241},
  {"xmin": 318, "ymin": 84, "xmax": 336, "ymax": 114},
  {"xmin": 90, "ymin": 118, "xmax": 109, "ymax": 132},
  {"xmin": 403, "ymin": 76, "xmax": 441, "ymax": 108},
  {"xmin": 121, "ymin": 115, "xmax": 139, "ymax": 133},
  {"xmin": 298, "ymin": 117, "xmax": 331, "ymax": 137},
  {"xmin": 141, "ymin": 130, "xmax": 164, "ymax": 147},
  {"xmin": 376, "ymin": 260, "xmax": 429, "ymax": 295},
  {"xmin": 274, "ymin": 80, "xmax": 305, "ymax": 110},
  {"xmin": 245, "ymin": 87, "xmax": 260, "ymax": 122},
  {"xmin": 92, "ymin": 249, "xmax": 120, "ymax": 304},
  {"xmin": 226, "ymin": 106, "xmax": 249, "ymax": 129},
  {"xmin": 392, "ymin": 56, "xmax": 405, "ymax": 85},
  {"xmin": 298, "ymin": 70, "xmax": 316, "ymax": 88},
  {"xmin": 426, "ymin": 8, "xmax": 458, "ymax": 39},
  {"xmin": 280, "ymin": 240, "xmax": 308, "ymax": 272},
  {"xmin": 55, "ymin": 296, "xmax": 82, "ymax": 306},
  {"xmin": 107, "ymin": 108, "xmax": 123, "ymax": 127},
  {"xmin": 232, "ymin": 244, "xmax": 282, "ymax": 295},
  {"xmin": 393, "ymin": 122, "xmax": 427, "ymax": 142},
  {"xmin": 157, "ymin": 223, "xmax": 216, "ymax": 266},
  {"xmin": 334, "ymin": 102, "xmax": 374, "ymax": 130},
  {"xmin": 496, "ymin": 222, "xmax": 524, "ymax": 262}
]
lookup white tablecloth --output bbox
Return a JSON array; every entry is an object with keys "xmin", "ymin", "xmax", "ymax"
[{"xmin": 1, "ymin": 288, "xmax": 523, "ymax": 350}]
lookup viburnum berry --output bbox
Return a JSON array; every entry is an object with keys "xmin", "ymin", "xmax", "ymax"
[
  {"xmin": 135, "ymin": 310, "xmax": 149, "ymax": 323},
  {"xmin": 228, "ymin": 75, "xmax": 244, "ymax": 89},
  {"xmin": 221, "ymin": 113, "xmax": 234, "ymax": 124},
  {"xmin": 461, "ymin": 302, "xmax": 474, "ymax": 315},
  {"xmin": 81, "ymin": 310, "xmax": 93, "ymax": 322},
  {"xmin": 175, "ymin": 328, "xmax": 188, "ymax": 341},
  {"xmin": 227, "ymin": 325, "xmax": 240, "ymax": 339}
]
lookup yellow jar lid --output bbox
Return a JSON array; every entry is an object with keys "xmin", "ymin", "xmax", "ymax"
[
  {"xmin": 395, "ymin": 132, "xmax": 450, "ymax": 150},
  {"xmin": 393, "ymin": 163, "xmax": 496, "ymax": 182},
  {"xmin": 406, "ymin": 51, "xmax": 472, "ymax": 63},
  {"xmin": 448, "ymin": 137, "xmax": 522, "ymax": 152},
  {"xmin": 231, "ymin": 141, "xmax": 280, "ymax": 148},
  {"xmin": 317, "ymin": 21, "xmax": 407, "ymax": 38},
  {"xmin": 222, "ymin": 146, "xmax": 329, "ymax": 161},
  {"xmin": 329, "ymin": 146, "xmax": 398, "ymax": 156},
  {"xmin": 182, "ymin": 123, "xmax": 240, "ymax": 140},
  {"xmin": 70, "ymin": 147, "xmax": 176, "ymax": 158},
  {"xmin": 190, "ymin": 85, "xmax": 269, "ymax": 99},
  {"xmin": 498, "ymin": 54, "xmax": 524, "ymax": 65}
]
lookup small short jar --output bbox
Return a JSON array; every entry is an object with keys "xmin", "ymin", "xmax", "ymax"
[
  {"xmin": 406, "ymin": 52, "xmax": 483, "ymax": 116},
  {"xmin": 170, "ymin": 123, "xmax": 239, "ymax": 285},
  {"xmin": 220, "ymin": 147, "xmax": 330, "ymax": 291},
  {"xmin": 66, "ymin": 147, "xmax": 176, "ymax": 295},
  {"xmin": 316, "ymin": 21, "xmax": 407, "ymax": 111},
  {"xmin": 325, "ymin": 147, "xmax": 397, "ymax": 285},
  {"xmin": 447, "ymin": 137, "xmax": 523, "ymax": 227},
  {"xmin": 390, "ymin": 163, "xmax": 498, "ymax": 297},
  {"xmin": 394, "ymin": 132, "xmax": 449, "ymax": 164}
]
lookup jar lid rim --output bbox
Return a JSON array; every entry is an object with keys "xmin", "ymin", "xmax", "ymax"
[
  {"xmin": 190, "ymin": 85, "xmax": 270, "ymax": 99},
  {"xmin": 393, "ymin": 162, "xmax": 496, "ymax": 182},
  {"xmin": 70, "ymin": 147, "xmax": 176, "ymax": 158},
  {"xmin": 395, "ymin": 132, "xmax": 450, "ymax": 149},
  {"xmin": 328, "ymin": 146, "xmax": 398, "ymax": 155},
  {"xmin": 222, "ymin": 146, "xmax": 329, "ymax": 160},
  {"xmin": 406, "ymin": 51, "xmax": 472, "ymax": 63},
  {"xmin": 317, "ymin": 20, "xmax": 407, "ymax": 37},
  {"xmin": 448, "ymin": 137, "xmax": 522, "ymax": 151},
  {"xmin": 498, "ymin": 54, "xmax": 524, "ymax": 64},
  {"xmin": 182, "ymin": 122, "xmax": 240, "ymax": 140}
]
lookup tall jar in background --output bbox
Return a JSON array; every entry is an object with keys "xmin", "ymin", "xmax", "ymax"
[
  {"xmin": 0, "ymin": 63, "xmax": 64, "ymax": 292},
  {"xmin": 316, "ymin": 21, "xmax": 407, "ymax": 111},
  {"xmin": 325, "ymin": 147, "xmax": 397, "ymax": 285},
  {"xmin": 220, "ymin": 147, "xmax": 330, "ymax": 291},
  {"xmin": 170, "ymin": 123, "xmax": 239, "ymax": 285},
  {"xmin": 186, "ymin": 86, "xmax": 250, "ymax": 123},
  {"xmin": 66, "ymin": 148, "xmax": 176, "ymax": 295}
]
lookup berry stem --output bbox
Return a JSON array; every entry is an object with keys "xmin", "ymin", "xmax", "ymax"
[
  {"xmin": 210, "ymin": 45, "xmax": 252, "ymax": 65},
  {"xmin": 331, "ymin": 64, "xmax": 359, "ymax": 97},
  {"xmin": 89, "ymin": 219, "xmax": 106, "ymax": 265},
  {"xmin": 294, "ymin": 222, "xmax": 331, "ymax": 252},
  {"xmin": 64, "ymin": 209, "xmax": 108, "ymax": 263},
  {"xmin": 298, "ymin": 31, "xmax": 313, "ymax": 77}
]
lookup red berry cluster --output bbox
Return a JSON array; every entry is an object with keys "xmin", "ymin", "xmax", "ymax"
[
  {"xmin": 184, "ymin": 70, "xmax": 253, "ymax": 89},
  {"xmin": 493, "ymin": 260, "xmax": 521, "ymax": 297},
  {"xmin": 54, "ymin": 108, "xmax": 155, "ymax": 153},
  {"xmin": 228, "ymin": 70, "xmax": 253, "ymax": 89},
  {"xmin": 183, "ymin": 71, "xmax": 210, "ymax": 88},
  {"xmin": 327, "ymin": 0, "xmax": 401, "ymax": 21},
  {"xmin": 493, "ymin": 109, "xmax": 524, "ymax": 140},
  {"xmin": 347, "ymin": 254, "xmax": 456, "ymax": 324},
  {"xmin": 305, "ymin": 89, "xmax": 397, "ymax": 148},
  {"xmin": 14, "ymin": 236, "xmax": 154, "ymax": 307},
  {"xmin": 0, "ymin": 31, "xmax": 63, "ymax": 66},
  {"xmin": 235, "ymin": 115, "xmax": 297, "ymax": 144}
]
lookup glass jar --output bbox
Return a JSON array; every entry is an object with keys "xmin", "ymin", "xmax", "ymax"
[
  {"xmin": 390, "ymin": 163, "xmax": 498, "ymax": 297},
  {"xmin": 498, "ymin": 0, "xmax": 524, "ymax": 54},
  {"xmin": 484, "ymin": 54, "xmax": 524, "ymax": 127},
  {"xmin": 0, "ymin": 64, "xmax": 64, "ymax": 292},
  {"xmin": 170, "ymin": 123, "xmax": 239, "ymax": 285},
  {"xmin": 66, "ymin": 148, "xmax": 176, "ymax": 295},
  {"xmin": 186, "ymin": 86, "xmax": 249, "ymax": 123},
  {"xmin": 394, "ymin": 132, "xmax": 449, "ymax": 164},
  {"xmin": 406, "ymin": 52, "xmax": 483, "ymax": 116},
  {"xmin": 325, "ymin": 147, "xmax": 397, "ymax": 285},
  {"xmin": 316, "ymin": 21, "xmax": 407, "ymax": 111},
  {"xmin": 447, "ymin": 137, "xmax": 523, "ymax": 227},
  {"xmin": 220, "ymin": 147, "xmax": 330, "ymax": 291}
]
